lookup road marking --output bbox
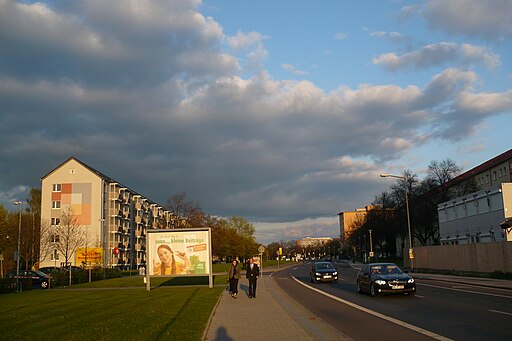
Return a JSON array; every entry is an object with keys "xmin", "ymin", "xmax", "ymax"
[
  {"xmin": 415, "ymin": 294, "xmax": 425, "ymax": 298},
  {"xmin": 291, "ymin": 276, "xmax": 453, "ymax": 341},
  {"xmin": 489, "ymin": 309, "xmax": 512, "ymax": 316},
  {"xmin": 418, "ymin": 282, "xmax": 512, "ymax": 299}
]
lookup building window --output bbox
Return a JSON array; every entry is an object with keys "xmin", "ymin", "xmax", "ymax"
[
  {"xmin": 52, "ymin": 184, "xmax": 62, "ymax": 192},
  {"xmin": 51, "ymin": 250, "xmax": 59, "ymax": 261},
  {"xmin": 486, "ymin": 174, "xmax": 490, "ymax": 183},
  {"xmin": 51, "ymin": 218, "xmax": 60, "ymax": 226},
  {"xmin": 492, "ymin": 171, "xmax": 497, "ymax": 181},
  {"xmin": 52, "ymin": 200, "xmax": 61, "ymax": 209},
  {"xmin": 50, "ymin": 235, "xmax": 60, "ymax": 243}
]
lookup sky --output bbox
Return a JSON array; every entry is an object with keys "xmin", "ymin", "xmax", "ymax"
[{"xmin": 1, "ymin": 0, "xmax": 511, "ymax": 244}]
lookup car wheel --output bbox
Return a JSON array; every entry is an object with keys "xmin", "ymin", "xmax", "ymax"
[
  {"xmin": 41, "ymin": 281, "xmax": 49, "ymax": 289},
  {"xmin": 357, "ymin": 281, "xmax": 362, "ymax": 294},
  {"xmin": 370, "ymin": 283, "xmax": 377, "ymax": 297}
]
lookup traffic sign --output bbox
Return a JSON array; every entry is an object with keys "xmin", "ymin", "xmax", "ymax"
[{"xmin": 258, "ymin": 245, "xmax": 265, "ymax": 253}]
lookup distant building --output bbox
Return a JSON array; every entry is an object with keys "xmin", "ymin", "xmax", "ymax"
[
  {"xmin": 39, "ymin": 157, "xmax": 175, "ymax": 269},
  {"xmin": 337, "ymin": 205, "xmax": 381, "ymax": 241},
  {"xmin": 297, "ymin": 237, "xmax": 333, "ymax": 249}
]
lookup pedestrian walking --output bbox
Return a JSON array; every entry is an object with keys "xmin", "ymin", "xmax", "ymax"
[
  {"xmin": 246, "ymin": 257, "xmax": 259, "ymax": 298},
  {"xmin": 228, "ymin": 260, "xmax": 241, "ymax": 298}
]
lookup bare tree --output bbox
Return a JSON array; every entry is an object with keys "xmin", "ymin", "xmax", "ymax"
[
  {"xmin": 52, "ymin": 206, "xmax": 84, "ymax": 269},
  {"xmin": 164, "ymin": 192, "xmax": 206, "ymax": 228},
  {"xmin": 427, "ymin": 159, "xmax": 461, "ymax": 201}
]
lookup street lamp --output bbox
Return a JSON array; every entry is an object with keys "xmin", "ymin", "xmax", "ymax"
[
  {"xmin": 368, "ymin": 229, "xmax": 374, "ymax": 262},
  {"xmin": 380, "ymin": 173, "xmax": 414, "ymax": 271},
  {"xmin": 13, "ymin": 201, "xmax": 22, "ymax": 291}
]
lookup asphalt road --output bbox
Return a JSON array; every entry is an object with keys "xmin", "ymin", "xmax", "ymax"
[{"xmin": 271, "ymin": 261, "xmax": 512, "ymax": 341}]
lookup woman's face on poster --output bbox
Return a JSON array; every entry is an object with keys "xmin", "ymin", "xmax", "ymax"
[{"xmin": 158, "ymin": 247, "xmax": 173, "ymax": 264}]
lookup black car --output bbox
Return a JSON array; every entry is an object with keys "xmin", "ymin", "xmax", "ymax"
[
  {"xmin": 7, "ymin": 270, "xmax": 51, "ymax": 289},
  {"xmin": 38, "ymin": 266, "xmax": 64, "ymax": 274},
  {"xmin": 310, "ymin": 261, "xmax": 338, "ymax": 283},
  {"xmin": 357, "ymin": 263, "xmax": 415, "ymax": 297}
]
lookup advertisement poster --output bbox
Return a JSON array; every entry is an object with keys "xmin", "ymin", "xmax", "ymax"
[
  {"xmin": 76, "ymin": 247, "xmax": 103, "ymax": 266},
  {"xmin": 147, "ymin": 229, "xmax": 211, "ymax": 276}
]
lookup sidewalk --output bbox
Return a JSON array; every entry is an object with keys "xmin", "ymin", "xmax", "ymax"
[{"xmin": 203, "ymin": 272, "xmax": 350, "ymax": 341}]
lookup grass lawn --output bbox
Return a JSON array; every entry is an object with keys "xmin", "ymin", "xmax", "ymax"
[{"xmin": 1, "ymin": 275, "xmax": 227, "ymax": 341}]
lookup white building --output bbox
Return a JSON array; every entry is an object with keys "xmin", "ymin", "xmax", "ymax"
[{"xmin": 438, "ymin": 183, "xmax": 512, "ymax": 245}]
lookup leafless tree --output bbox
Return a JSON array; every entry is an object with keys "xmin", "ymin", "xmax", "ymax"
[{"xmin": 52, "ymin": 206, "xmax": 84, "ymax": 269}]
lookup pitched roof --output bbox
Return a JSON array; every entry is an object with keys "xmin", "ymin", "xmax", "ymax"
[
  {"xmin": 41, "ymin": 157, "xmax": 157, "ymax": 204},
  {"xmin": 446, "ymin": 148, "xmax": 512, "ymax": 187}
]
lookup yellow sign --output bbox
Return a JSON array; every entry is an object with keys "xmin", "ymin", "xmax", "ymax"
[
  {"xmin": 278, "ymin": 247, "xmax": 283, "ymax": 255},
  {"xmin": 76, "ymin": 247, "xmax": 103, "ymax": 266}
]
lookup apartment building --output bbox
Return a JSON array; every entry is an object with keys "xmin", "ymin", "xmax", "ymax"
[
  {"xmin": 39, "ymin": 157, "xmax": 175, "ymax": 269},
  {"xmin": 445, "ymin": 148, "xmax": 512, "ymax": 197},
  {"xmin": 337, "ymin": 208, "xmax": 368, "ymax": 241}
]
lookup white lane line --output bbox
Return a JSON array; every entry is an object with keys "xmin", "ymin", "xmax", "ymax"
[
  {"xmin": 418, "ymin": 282, "xmax": 512, "ymax": 299},
  {"xmin": 489, "ymin": 309, "xmax": 512, "ymax": 316},
  {"xmin": 415, "ymin": 294, "xmax": 425, "ymax": 299},
  {"xmin": 291, "ymin": 275, "xmax": 453, "ymax": 341}
]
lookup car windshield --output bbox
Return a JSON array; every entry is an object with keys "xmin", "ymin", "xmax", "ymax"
[
  {"xmin": 316, "ymin": 263, "xmax": 333, "ymax": 270},
  {"xmin": 370, "ymin": 264, "xmax": 403, "ymax": 275},
  {"xmin": 35, "ymin": 271, "xmax": 47, "ymax": 276}
]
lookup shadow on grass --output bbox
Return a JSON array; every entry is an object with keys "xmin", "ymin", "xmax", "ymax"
[{"xmin": 156, "ymin": 275, "xmax": 214, "ymax": 287}]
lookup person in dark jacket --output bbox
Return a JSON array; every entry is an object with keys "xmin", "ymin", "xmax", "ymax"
[
  {"xmin": 245, "ymin": 257, "xmax": 259, "ymax": 298},
  {"xmin": 228, "ymin": 260, "xmax": 241, "ymax": 298}
]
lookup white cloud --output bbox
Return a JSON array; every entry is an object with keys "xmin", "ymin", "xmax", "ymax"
[
  {"xmin": 281, "ymin": 63, "xmax": 309, "ymax": 75},
  {"xmin": 373, "ymin": 42, "xmax": 500, "ymax": 71},
  {"xmin": 334, "ymin": 32, "xmax": 348, "ymax": 40}
]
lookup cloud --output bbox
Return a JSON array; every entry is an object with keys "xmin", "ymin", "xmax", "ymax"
[
  {"xmin": 368, "ymin": 30, "xmax": 410, "ymax": 46},
  {"xmin": 422, "ymin": 0, "xmax": 512, "ymax": 40},
  {"xmin": 254, "ymin": 216, "xmax": 339, "ymax": 244},
  {"xmin": 334, "ymin": 32, "xmax": 348, "ymax": 40},
  {"xmin": 0, "ymin": 1, "xmax": 510, "ymax": 244},
  {"xmin": 282, "ymin": 63, "xmax": 309, "ymax": 75},
  {"xmin": 373, "ymin": 42, "xmax": 500, "ymax": 71},
  {"xmin": 227, "ymin": 31, "xmax": 268, "ymax": 71}
]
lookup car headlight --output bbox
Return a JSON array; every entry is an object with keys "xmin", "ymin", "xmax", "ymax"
[
  {"xmin": 333, "ymin": 272, "xmax": 337, "ymax": 275},
  {"xmin": 375, "ymin": 280, "xmax": 386, "ymax": 285},
  {"xmin": 408, "ymin": 278, "xmax": 415, "ymax": 283},
  {"xmin": 316, "ymin": 272, "xmax": 321, "ymax": 276}
]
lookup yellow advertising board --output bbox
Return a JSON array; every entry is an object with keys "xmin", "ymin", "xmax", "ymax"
[{"xmin": 76, "ymin": 247, "xmax": 103, "ymax": 266}]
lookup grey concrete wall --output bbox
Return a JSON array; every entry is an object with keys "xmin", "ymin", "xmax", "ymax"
[{"xmin": 404, "ymin": 242, "xmax": 512, "ymax": 273}]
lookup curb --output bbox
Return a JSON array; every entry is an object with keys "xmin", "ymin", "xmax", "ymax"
[{"xmin": 201, "ymin": 284, "xmax": 227, "ymax": 341}]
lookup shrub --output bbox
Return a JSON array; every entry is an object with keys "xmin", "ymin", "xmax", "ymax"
[{"xmin": 0, "ymin": 278, "xmax": 17, "ymax": 294}]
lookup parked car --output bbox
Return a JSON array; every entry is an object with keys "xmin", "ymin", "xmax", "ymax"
[
  {"xmin": 310, "ymin": 261, "xmax": 338, "ymax": 283},
  {"xmin": 38, "ymin": 266, "xmax": 64, "ymax": 274},
  {"xmin": 7, "ymin": 270, "xmax": 51, "ymax": 289},
  {"xmin": 356, "ymin": 263, "xmax": 415, "ymax": 297}
]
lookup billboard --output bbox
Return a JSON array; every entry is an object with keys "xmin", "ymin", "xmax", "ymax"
[
  {"xmin": 147, "ymin": 228, "xmax": 211, "ymax": 276},
  {"xmin": 76, "ymin": 247, "xmax": 103, "ymax": 267}
]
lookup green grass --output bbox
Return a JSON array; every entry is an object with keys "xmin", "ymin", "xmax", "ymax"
[{"xmin": 1, "ymin": 275, "xmax": 227, "ymax": 341}]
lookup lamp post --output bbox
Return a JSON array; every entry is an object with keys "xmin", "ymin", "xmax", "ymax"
[
  {"xmin": 368, "ymin": 229, "xmax": 374, "ymax": 262},
  {"xmin": 13, "ymin": 201, "xmax": 22, "ymax": 292},
  {"xmin": 380, "ymin": 173, "xmax": 414, "ymax": 271}
]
